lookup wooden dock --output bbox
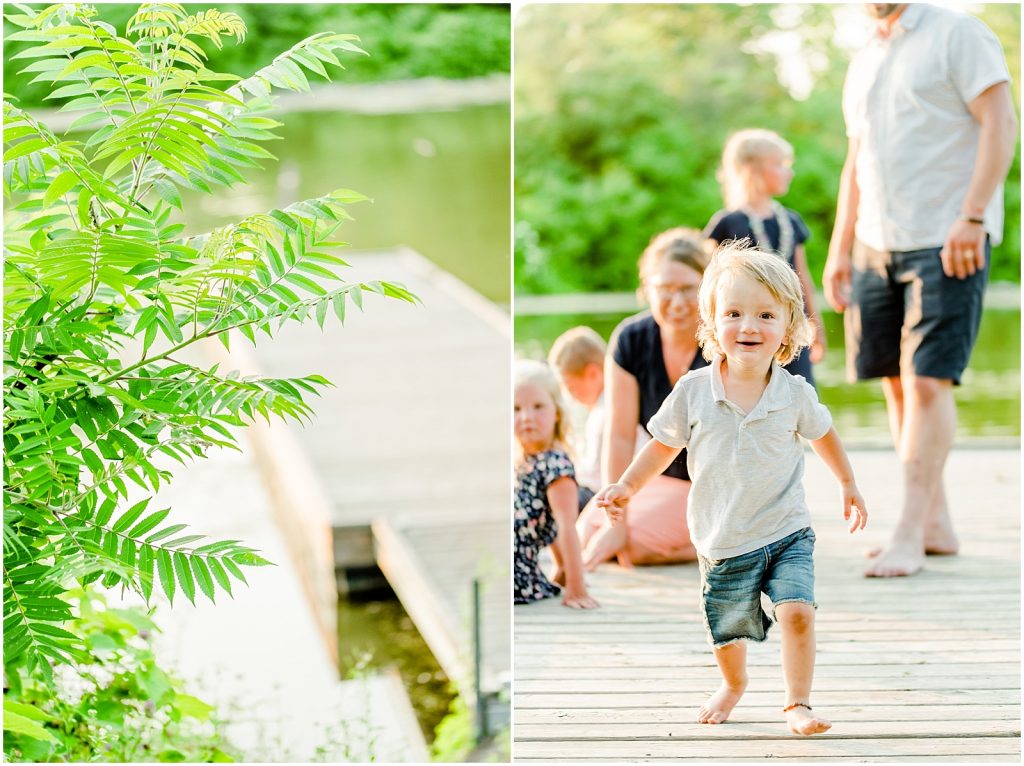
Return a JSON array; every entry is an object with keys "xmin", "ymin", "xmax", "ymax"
[
  {"xmin": 375, "ymin": 513, "xmax": 511, "ymax": 729},
  {"xmin": 242, "ymin": 247, "xmax": 510, "ymax": 722},
  {"xmin": 514, "ymin": 448, "xmax": 1020, "ymax": 762}
]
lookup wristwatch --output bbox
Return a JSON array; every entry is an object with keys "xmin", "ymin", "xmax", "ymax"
[{"xmin": 958, "ymin": 214, "xmax": 985, "ymax": 225}]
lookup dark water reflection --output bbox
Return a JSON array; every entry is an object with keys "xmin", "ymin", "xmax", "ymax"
[
  {"xmin": 337, "ymin": 596, "xmax": 454, "ymax": 743},
  {"xmin": 515, "ymin": 308, "xmax": 1021, "ymax": 444}
]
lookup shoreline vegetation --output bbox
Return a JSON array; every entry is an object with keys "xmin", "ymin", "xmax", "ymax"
[
  {"xmin": 31, "ymin": 75, "xmax": 511, "ymax": 132},
  {"xmin": 515, "ymin": 283, "xmax": 1022, "ymax": 316}
]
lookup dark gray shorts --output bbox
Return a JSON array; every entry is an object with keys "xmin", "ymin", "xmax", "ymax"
[{"xmin": 845, "ymin": 240, "xmax": 989, "ymax": 386}]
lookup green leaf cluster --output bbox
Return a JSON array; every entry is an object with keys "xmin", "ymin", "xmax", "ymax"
[
  {"xmin": 3, "ymin": 590, "xmax": 237, "ymax": 762},
  {"xmin": 3, "ymin": 3, "xmax": 418, "ymax": 751}
]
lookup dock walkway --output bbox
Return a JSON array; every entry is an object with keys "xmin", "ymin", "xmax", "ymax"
[
  {"xmin": 245, "ymin": 247, "xmax": 511, "ymax": 720},
  {"xmin": 514, "ymin": 448, "xmax": 1020, "ymax": 762}
]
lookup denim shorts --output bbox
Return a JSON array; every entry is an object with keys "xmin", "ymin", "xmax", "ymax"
[
  {"xmin": 846, "ymin": 240, "xmax": 989, "ymax": 386},
  {"xmin": 697, "ymin": 527, "xmax": 816, "ymax": 647}
]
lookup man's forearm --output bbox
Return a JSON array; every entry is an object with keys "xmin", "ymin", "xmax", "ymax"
[{"xmin": 962, "ymin": 88, "xmax": 1018, "ymax": 218}]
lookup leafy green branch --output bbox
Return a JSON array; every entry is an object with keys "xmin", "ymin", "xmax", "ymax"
[{"xmin": 3, "ymin": 3, "xmax": 421, "ymax": 725}]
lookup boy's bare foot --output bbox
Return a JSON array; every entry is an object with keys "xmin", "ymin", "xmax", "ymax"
[
  {"xmin": 697, "ymin": 681, "xmax": 746, "ymax": 724},
  {"xmin": 785, "ymin": 704, "xmax": 831, "ymax": 736},
  {"xmin": 864, "ymin": 539, "xmax": 924, "ymax": 577}
]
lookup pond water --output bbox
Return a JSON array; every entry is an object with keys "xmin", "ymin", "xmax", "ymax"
[
  {"xmin": 179, "ymin": 104, "xmax": 511, "ymax": 305},
  {"xmin": 516, "ymin": 307, "xmax": 1021, "ymax": 444},
  {"xmin": 337, "ymin": 594, "xmax": 455, "ymax": 744}
]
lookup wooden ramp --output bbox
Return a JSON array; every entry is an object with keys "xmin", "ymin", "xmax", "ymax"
[
  {"xmin": 245, "ymin": 247, "xmax": 510, "ymax": 722},
  {"xmin": 514, "ymin": 449, "xmax": 1020, "ymax": 762},
  {"xmin": 375, "ymin": 514, "xmax": 511, "ymax": 728}
]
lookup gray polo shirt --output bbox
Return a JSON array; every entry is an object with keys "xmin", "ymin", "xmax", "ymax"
[
  {"xmin": 842, "ymin": 3, "xmax": 1011, "ymax": 250},
  {"xmin": 648, "ymin": 358, "xmax": 832, "ymax": 560}
]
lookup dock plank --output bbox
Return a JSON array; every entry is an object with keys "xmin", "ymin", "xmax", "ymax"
[{"xmin": 512, "ymin": 449, "xmax": 1020, "ymax": 761}]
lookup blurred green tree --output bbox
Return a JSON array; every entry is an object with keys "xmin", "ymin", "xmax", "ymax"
[
  {"xmin": 4, "ymin": 3, "xmax": 511, "ymax": 107},
  {"xmin": 515, "ymin": 3, "xmax": 1020, "ymax": 294}
]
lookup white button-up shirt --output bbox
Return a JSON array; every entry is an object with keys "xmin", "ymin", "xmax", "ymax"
[{"xmin": 842, "ymin": 3, "xmax": 1010, "ymax": 250}]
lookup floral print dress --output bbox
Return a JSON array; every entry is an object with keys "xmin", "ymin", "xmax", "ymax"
[{"xmin": 514, "ymin": 448, "xmax": 576, "ymax": 604}]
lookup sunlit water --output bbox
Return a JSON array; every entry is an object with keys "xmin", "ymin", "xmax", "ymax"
[
  {"xmin": 180, "ymin": 105, "xmax": 511, "ymax": 305},
  {"xmin": 516, "ymin": 308, "xmax": 1020, "ymax": 444}
]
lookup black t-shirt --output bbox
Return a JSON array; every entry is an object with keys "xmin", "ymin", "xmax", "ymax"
[
  {"xmin": 609, "ymin": 312, "xmax": 708, "ymax": 481},
  {"xmin": 704, "ymin": 207, "xmax": 810, "ymax": 267}
]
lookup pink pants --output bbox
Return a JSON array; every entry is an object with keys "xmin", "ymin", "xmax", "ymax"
[{"xmin": 578, "ymin": 474, "xmax": 695, "ymax": 567}]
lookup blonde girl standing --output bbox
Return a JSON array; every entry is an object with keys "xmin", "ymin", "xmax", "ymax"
[
  {"xmin": 705, "ymin": 129, "xmax": 826, "ymax": 384},
  {"xmin": 514, "ymin": 360, "xmax": 598, "ymax": 609}
]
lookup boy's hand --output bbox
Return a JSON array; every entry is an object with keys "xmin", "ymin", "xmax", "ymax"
[
  {"xmin": 594, "ymin": 482, "xmax": 632, "ymax": 524},
  {"xmin": 843, "ymin": 484, "xmax": 868, "ymax": 533}
]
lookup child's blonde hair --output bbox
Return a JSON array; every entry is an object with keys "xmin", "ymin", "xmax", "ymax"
[
  {"xmin": 514, "ymin": 359, "xmax": 572, "ymax": 461},
  {"xmin": 718, "ymin": 128, "xmax": 794, "ymax": 210},
  {"xmin": 697, "ymin": 242, "xmax": 813, "ymax": 366},
  {"xmin": 637, "ymin": 227, "xmax": 711, "ymax": 285},
  {"xmin": 547, "ymin": 326, "xmax": 606, "ymax": 375}
]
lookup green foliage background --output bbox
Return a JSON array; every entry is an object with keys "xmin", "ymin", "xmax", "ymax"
[
  {"xmin": 4, "ymin": 3, "xmax": 511, "ymax": 107},
  {"xmin": 515, "ymin": 4, "xmax": 1021, "ymax": 295}
]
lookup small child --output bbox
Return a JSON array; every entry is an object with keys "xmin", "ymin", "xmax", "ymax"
[
  {"xmin": 547, "ymin": 326, "xmax": 609, "ymax": 509},
  {"xmin": 596, "ymin": 243, "xmax": 867, "ymax": 735},
  {"xmin": 514, "ymin": 359, "xmax": 599, "ymax": 610},
  {"xmin": 705, "ymin": 128, "xmax": 826, "ymax": 385}
]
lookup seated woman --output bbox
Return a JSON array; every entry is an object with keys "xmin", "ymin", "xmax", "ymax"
[{"xmin": 577, "ymin": 227, "xmax": 709, "ymax": 568}]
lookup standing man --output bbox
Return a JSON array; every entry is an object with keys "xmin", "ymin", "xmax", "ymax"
[{"xmin": 824, "ymin": 3, "xmax": 1017, "ymax": 577}]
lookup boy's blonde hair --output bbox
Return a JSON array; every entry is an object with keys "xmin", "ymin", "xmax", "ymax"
[
  {"xmin": 718, "ymin": 128, "xmax": 794, "ymax": 210},
  {"xmin": 637, "ymin": 227, "xmax": 710, "ymax": 285},
  {"xmin": 547, "ymin": 326, "xmax": 606, "ymax": 375},
  {"xmin": 697, "ymin": 242, "xmax": 813, "ymax": 366},
  {"xmin": 514, "ymin": 359, "xmax": 572, "ymax": 461}
]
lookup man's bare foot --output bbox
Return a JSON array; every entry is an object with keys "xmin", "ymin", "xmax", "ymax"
[
  {"xmin": 697, "ymin": 681, "xmax": 746, "ymax": 724},
  {"xmin": 785, "ymin": 705, "xmax": 831, "ymax": 736},
  {"xmin": 922, "ymin": 518, "xmax": 959, "ymax": 555},
  {"xmin": 865, "ymin": 526, "xmax": 959, "ymax": 558},
  {"xmin": 864, "ymin": 539, "xmax": 925, "ymax": 577}
]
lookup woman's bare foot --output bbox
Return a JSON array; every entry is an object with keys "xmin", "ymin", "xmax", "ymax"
[
  {"xmin": 697, "ymin": 681, "xmax": 746, "ymax": 724},
  {"xmin": 550, "ymin": 567, "xmax": 566, "ymax": 587},
  {"xmin": 581, "ymin": 524, "xmax": 627, "ymax": 570},
  {"xmin": 785, "ymin": 705, "xmax": 831, "ymax": 736},
  {"xmin": 864, "ymin": 536, "xmax": 925, "ymax": 577}
]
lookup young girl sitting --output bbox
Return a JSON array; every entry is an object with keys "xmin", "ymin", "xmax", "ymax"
[
  {"xmin": 514, "ymin": 360, "xmax": 598, "ymax": 609},
  {"xmin": 705, "ymin": 128, "xmax": 826, "ymax": 384},
  {"xmin": 596, "ymin": 243, "xmax": 867, "ymax": 735}
]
